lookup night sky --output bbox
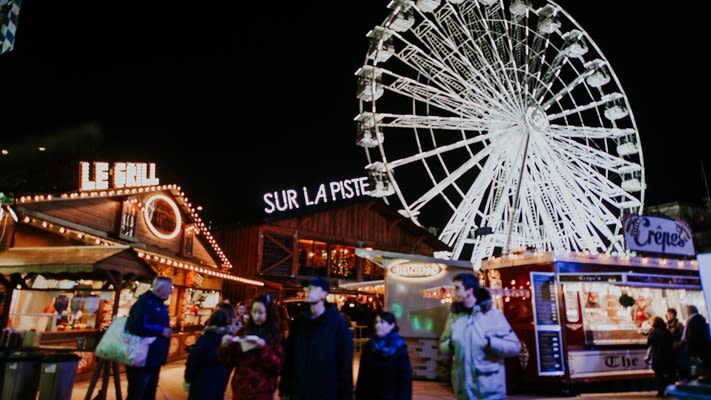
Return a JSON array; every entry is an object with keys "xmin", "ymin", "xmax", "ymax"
[{"xmin": 1, "ymin": 1, "xmax": 709, "ymax": 229}]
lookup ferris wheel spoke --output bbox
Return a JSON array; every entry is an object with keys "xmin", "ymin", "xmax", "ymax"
[
  {"xmin": 386, "ymin": 40, "xmax": 512, "ymax": 113},
  {"xmin": 378, "ymin": 113, "xmax": 493, "ymax": 132},
  {"xmin": 435, "ymin": 4, "xmax": 522, "ymax": 104},
  {"xmin": 544, "ymin": 141, "xmax": 642, "ymax": 213},
  {"xmin": 546, "ymin": 92, "xmax": 624, "ymax": 121},
  {"xmin": 399, "ymin": 16, "xmax": 517, "ymax": 111},
  {"xmin": 552, "ymin": 135, "xmax": 642, "ymax": 175},
  {"xmin": 441, "ymin": 152, "xmax": 509, "ymax": 249},
  {"xmin": 386, "ymin": 130, "xmax": 491, "ymax": 170},
  {"xmin": 548, "ymin": 124, "xmax": 635, "ymax": 139},
  {"xmin": 401, "ymin": 144, "xmax": 493, "ymax": 215},
  {"xmin": 525, "ymin": 156, "xmax": 610, "ymax": 250},
  {"xmin": 381, "ymin": 70, "xmax": 513, "ymax": 119}
]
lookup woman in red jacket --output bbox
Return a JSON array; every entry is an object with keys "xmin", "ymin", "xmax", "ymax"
[{"xmin": 217, "ymin": 294, "xmax": 284, "ymax": 400}]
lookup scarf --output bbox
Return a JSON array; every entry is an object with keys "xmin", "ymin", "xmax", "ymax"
[{"xmin": 371, "ymin": 331, "xmax": 405, "ymax": 357}]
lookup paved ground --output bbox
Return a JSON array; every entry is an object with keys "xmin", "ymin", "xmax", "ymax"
[{"xmin": 70, "ymin": 359, "xmax": 667, "ymax": 400}]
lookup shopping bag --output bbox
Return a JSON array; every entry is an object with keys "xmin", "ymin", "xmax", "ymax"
[{"xmin": 95, "ymin": 316, "xmax": 156, "ymax": 367}]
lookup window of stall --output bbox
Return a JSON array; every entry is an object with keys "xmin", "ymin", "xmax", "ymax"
[
  {"xmin": 560, "ymin": 278, "xmax": 707, "ymax": 346},
  {"xmin": 8, "ymin": 275, "xmax": 114, "ymax": 333},
  {"xmin": 330, "ymin": 245, "xmax": 356, "ymax": 279},
  {"xmin": 362, "ymin": 258, "xmax": 384, "ymax": 281},
  {"xmin": 298, "ymin": 239, "xmax": 328, "ymax": 277},
  {"xmin": 180, "ymin": 288, "xmax": 220, "ymax": 327},
  {"xmin": 119, "ymin": 197, "xmax": 139, "ymax": 239},
  {"xmin": 5, "ymin": 271, "xmax": 186, "ymax": 338}
]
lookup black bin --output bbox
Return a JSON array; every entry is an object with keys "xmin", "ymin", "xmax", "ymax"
[
  {"xmin": 0, "ymin": 350, "xmax": 9, "ymax": 395},
  {"xmin": 1, "ymin": 350, "xmax": 43, "ymax": 400},
  {"xmin": 37, "ymin": 352, "xmax": 81, "ymax": 400}
]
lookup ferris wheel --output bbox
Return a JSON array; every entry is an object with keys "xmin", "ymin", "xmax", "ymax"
[{"xmin": 355, "ymin": 0, "xmax": 645, "ymax": 267}]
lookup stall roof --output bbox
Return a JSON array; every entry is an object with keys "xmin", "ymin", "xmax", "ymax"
[
  {"xmin": 0, "ymin": 245, "xmax": 155, "ymax": 280},
  {"xmin": 355, "ymin": 248, "xmax": 474, "ymax": 269}
]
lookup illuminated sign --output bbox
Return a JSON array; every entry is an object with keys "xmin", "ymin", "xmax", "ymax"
[
  {"xmin": 143, "ymin": 194, "xmax": 182, "ymax": 240},
  {"xmin": 623, "ymin": 215, "xmax": 695, "ymax": 257},
  {"xmin": 79, "ymin": 161, "xmax": 160, "ymax": 191},
  {"xmin": 263, "ymin": 177, "xmax": 370, "ymax": 214},
  {"xmin": 390, "ymin": 263, "xmax": 443, "ymax": 278}
]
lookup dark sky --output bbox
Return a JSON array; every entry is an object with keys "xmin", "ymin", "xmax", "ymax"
[{"xmin": 1, "ymin": 1, "xmax": 709, "ymax": 228}]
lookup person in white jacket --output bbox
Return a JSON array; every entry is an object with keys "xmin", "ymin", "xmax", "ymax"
[{"xmin": 439, "ymin": 272, "xmax": 521, "ymax": 400}]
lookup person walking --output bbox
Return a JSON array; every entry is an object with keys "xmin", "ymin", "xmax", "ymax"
[
  {"xmin": 355, "ymin": 311, "xmax": 412, "ymax": 400},
  {"xmin": 184, "ymin": 308, "xmax": 232, "ymax": 400},
  {"xmin": 439, "ymin": 272, "xmax": 521, "ymax": 400},
  {"xmin": 218, "ymin": 293, "xmax": 285, "ymax": 400},
  {"xmin": 279, "ymin": 276, "xmax": 354, "ymax": 400},
  {"xmin": 647, "ymin": 316, "xmax": 675, "ymax": 397},
  {"xmin": 124, "ymin": 276, "xmax": 173, "ymax": 400},
  {"xmin": 665, "ymin": 308, "xmax": 686, "ymax": 380}
]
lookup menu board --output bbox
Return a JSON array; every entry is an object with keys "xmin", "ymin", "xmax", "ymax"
[
  {"xmin": 537, "ymin": 330, "xmax": 563, "ymax": 374},
  {"xmin": 531, "ymin": 272, "xmax": 565, "ymax": 376},
  {"xmin": 532, "ymin": 273, "xmax": 559, "ymax": 326}
]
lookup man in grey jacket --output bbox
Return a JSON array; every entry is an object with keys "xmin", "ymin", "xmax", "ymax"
[{"xmin": 439, "ymin": 272, "xmax": 521, "ymax": 400}]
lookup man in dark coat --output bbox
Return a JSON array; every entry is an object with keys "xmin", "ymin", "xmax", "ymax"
[
  {"xmin": 279, "ymin": 276, "xmax": 354, "ymax": 400},
  {"xmin": 125, "ymin": 276, "xmax": 173, "ymax": 400},
  {"xmin": 682, "ymin": 305, "xmax": 711, "ymax": 376}
]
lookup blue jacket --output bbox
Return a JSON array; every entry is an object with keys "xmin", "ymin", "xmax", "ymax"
[
  {"xmin": 279, "ymin": 304, "xmax": 354, "ymax": 400},
  {"xmin": 125, "ymin": 290, "xmax": 170, "ymax": 368}
]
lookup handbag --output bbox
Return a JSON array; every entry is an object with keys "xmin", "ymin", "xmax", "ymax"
[{"xmin": 95, "ymin": 316, "xmax": 156, "ymax": 367}]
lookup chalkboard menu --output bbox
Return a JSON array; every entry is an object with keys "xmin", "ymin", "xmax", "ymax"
[
  {"xmin": 531, "ymin": 272, "xmax": 565, "ymax": 376},
  {"xmin": 537, "ymin": 330, "xmax": 564, "ymax": 374},
  {"xmin": 532, "ymin": 273, "xmax": 559, "ymax": 325}
]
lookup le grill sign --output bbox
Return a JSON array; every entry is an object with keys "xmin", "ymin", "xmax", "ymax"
[
  {"xmin": 623, "ymin": 215, "xmax": 695, "ymax": 257},
  {"xmin": 79, "ymin": 161, "xmax": 160, "ymax": 191}
]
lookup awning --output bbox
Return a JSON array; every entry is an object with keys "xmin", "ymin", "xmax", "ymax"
[
  {"xmin": 0, "ymin": 245, "xmax": 156, "ymax": 280},
  {"xmin": 355, "ymin": 248, "xmax": 474, "ymax": 269}
]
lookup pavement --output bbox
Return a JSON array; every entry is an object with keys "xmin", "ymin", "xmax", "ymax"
[{"xmin": 70, "ymin": 359, "xmax": 666, "ymax": 400}]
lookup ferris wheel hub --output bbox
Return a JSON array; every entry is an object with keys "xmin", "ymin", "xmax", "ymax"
[{"xmin": 524, "ymin": 105, "xmax": 550, "ymax": 134}]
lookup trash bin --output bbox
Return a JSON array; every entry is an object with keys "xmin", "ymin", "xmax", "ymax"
[
  {"xmin": 1, "ymin": 350, "xmax": 43, "ymax": 400},
  {"xmin": 0, "ymin": 350, "xmax": 9, "ymax": 395},
  {"xmin": 37, "ymin": 352, "xmax": 81, "ymax": 400}
]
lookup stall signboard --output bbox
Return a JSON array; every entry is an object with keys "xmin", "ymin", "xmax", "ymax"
[
  {"xmin": 79, "ymin": 161, "xmax": 160, "ymax": 191},
  {"xmin": 622, "ymin": 215, "xmax": 695, "ymax": 257}
]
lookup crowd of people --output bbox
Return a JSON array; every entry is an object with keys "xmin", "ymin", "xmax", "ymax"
[
  {"xmin": 643, "ymin": 305, "xmax": 711, "ymax": 397},
  {"xmin": 119, "ymin": 273, "xmax": 711, "ymax": 400},
  {"xmin": 120, "ymin": 272, "xmax": 524, "ymax": 400}
]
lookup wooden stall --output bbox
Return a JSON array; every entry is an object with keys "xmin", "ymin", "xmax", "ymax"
[
  {"xmin": 481, "ymin": 251, "xmax": 705, "ymax": 395},
  {"xmin": 0, "ymin": 161, "xmax": 262, "ymax": 382},
  {"xmin": 215, "ymin": 195, "xmax": 448, "ymax": 305}
]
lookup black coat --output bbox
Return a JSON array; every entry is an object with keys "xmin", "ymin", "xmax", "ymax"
[
  {"xmin": 185, "ymin": 326, "xmax": 231, "ymax": 400},
  {"xmin": 279, "ymin": 304, "xmax": 354, "ymax": 400},
  {"xmin": 355, "ymin": 334, "xmax": 413, "ymax": 400},
  {"xmin": 125, "ymin": 290, "xmax": 170, "ymax": 368},
  {"xmin": 647, "ymin": 326, "xmax": 674, "ymax": 372},
  {"xmin": 685, "ymin": 314, "xmax": 711, "ymax": 365}
]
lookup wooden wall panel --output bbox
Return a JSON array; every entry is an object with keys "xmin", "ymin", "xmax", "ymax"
[
  {"xmin": 36, "ymin": 199, "xmax": 120, "ymax": 234},
  {"xmin": 215, "ymin": 226, "xmax": 261, "ymax": 303}
]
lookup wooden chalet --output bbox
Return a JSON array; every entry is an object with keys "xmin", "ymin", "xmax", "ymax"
[
  {"xmin": 0, "ymin": 161, "xmax": 261, "ymax": 380},
  {"xmin": 215, "ymin": 197, "xmax": 449, "ymax": 303}
]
